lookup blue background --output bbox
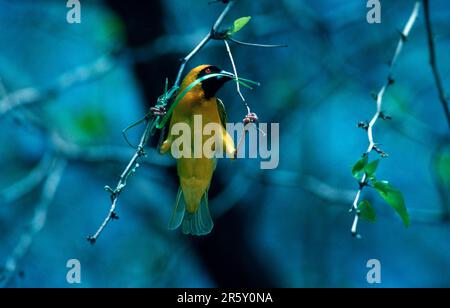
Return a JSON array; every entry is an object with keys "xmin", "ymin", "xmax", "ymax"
[{"xmin": 0, "ymin": 0, "xmax": 449, "ymax": 287}]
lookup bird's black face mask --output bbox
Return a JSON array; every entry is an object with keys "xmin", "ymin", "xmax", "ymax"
[{"xmin": 198, "ymin": 66, "xmax": 234, "ymax": 99}]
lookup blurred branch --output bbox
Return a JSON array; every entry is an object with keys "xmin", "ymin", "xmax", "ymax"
[
  {"xmin": 256, "ymin": 169, "xmax": 448, "ymax": 225},
  {"xmin": 0, "ymin": 158, "xmax": 66, "ymax": 287},
  {"xmin": 0, "ymin": 153, "xmax": 54, "ymax": 205},
  {"xmin": 0, "ymin": 31, "xmax": 218, "ymax": 120},
  {"xmin": 423, "ymin": 0, "xmax": 450, "ymax": 129},
  {"xmin": 350, "ymin": 2, "xmax": 421, "ymax": 237},
  {"xmin": 50, "ymin": 132, "xmax": 172, "ymax": 167},
  {"xmin": 0, "ymin": 55, "xmax": 115, "ymax": 119}
]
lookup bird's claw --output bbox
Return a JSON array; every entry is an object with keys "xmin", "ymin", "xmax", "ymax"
[
  {"xmin": 243, "ymin": 112, "xmax": 259, "ymax": 125},
  {"xmin": 150, "ymin": 106, "xmax": 167, "ymax": 117}
]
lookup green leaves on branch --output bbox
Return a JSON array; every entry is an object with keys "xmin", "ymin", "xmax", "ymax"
[
  {"xmin": 373, "ymin": 181, "xmax": 410, "ymax": 227},
  {"xmin": 435, "ymin": 151, "xmax": 450, "ymax": 188},
  {"xmin": 352, "ymin": 156, "xmax": 368, "ymax": 179},
  {"xmin": 351, "ymin": 156, "xmax": 409, "ymax": 227},
  {"xmin": 358, "ymin": 200, "xmax": 376, "ymax": 222},
  {"xmin": 364, "ymin": 159, "xmax": 380, "ymax": 178},
  {"xmin": 352, "ymin": 156, "xmax": 380, "ymax": 180},
  {"xmin": 227, "ymin": 16, "xmax": 251, "ymax": 36}
]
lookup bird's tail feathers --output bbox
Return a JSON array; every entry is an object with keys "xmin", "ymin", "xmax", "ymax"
[
  {"xmin": 168, "ymin": 188, "xmax": 214, "ymax": 236},
  {"xmin": 168, "ymin": 188, "xmax": 186, "ymax": 230}
]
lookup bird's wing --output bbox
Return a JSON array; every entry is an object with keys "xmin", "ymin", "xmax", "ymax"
[{"xmin": 216, "ymin": 98, "xmax": 228, "ymax": 128}]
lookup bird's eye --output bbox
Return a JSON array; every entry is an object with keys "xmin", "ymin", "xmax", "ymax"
[{"xmin": 204, "ymin": 68, "xmax": 212, "ymax": 74}]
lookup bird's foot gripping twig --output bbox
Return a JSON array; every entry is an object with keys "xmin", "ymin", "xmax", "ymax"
[
  {"xmin": 150, "ymin": 105, "xmax": 167, "ymax": 117},
  {"xmin": 243, "ymin": 112, "xmax": 259, "ymax": 125}
]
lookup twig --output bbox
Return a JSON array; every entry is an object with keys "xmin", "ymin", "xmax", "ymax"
[
  {"xmin": 0, "ymin": 158, "xmax": 66, "ymax": 287},
  {"xmin": 422, "ymin": 0, "xmax": 450, "ymax": 129},
  {"xmin": 223, "ymin": 40, "xmax": 247, "ymax": 106},
  {"xmin": 171, "ymin": 0, "xmax": 236, "ymax": 94},
  {"xmin": 87, "ymin": 121, "xmax": 153, "ymax": 244},
  {"xmin": 228, "ymin": 37, "xmax": 288, "ymax": 48},
  {"xmin": 350, "ymin": 2, "xmax": 421, "ymax": 237}
]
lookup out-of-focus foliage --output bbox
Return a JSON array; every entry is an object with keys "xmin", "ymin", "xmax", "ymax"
[{"xmin": 0, "ymin": 0, "xmax": 449, "ymax": 288}]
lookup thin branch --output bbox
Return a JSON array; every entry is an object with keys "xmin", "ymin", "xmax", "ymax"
[
  {"xmin": 223, "ymin": 40, "xmax": 247, "ymax": 105},
  {"xmin": 87, "ymin": 121, "xmax": 152, "ymax": 244},
  {"xmin": 228, "ymin": 37, "xmax": 288, "ymax": 48},
  {"xmin": 172, "ymin": 0, "xmax": 236, "ymax": 90},
  {"xmin": 350, "ymin": 2, "xmax": 421, "ymax": 237},
  {"xmin": 0, "ymin": 158, "xmax": 66, "ymax": 287},
  {"xmin": 422, "ymin": 0, "xmax": 450, "ymax": 129}
]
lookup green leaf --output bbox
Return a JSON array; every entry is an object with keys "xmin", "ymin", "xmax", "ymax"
[
  {"xmin": 229, "ymin": 16, "xmax": 251, "ymax": 35},
  {"xmin": 373, "ymin": 181, "xmax": 410, "ymax": 227},
  {"xmin": 352, "ymin": 156, "xmax": 368, "ymax": 178},
  {"xmin": 357, "ymin": 200, "xmax": 376, "ymax": 222},
  {"xmin": 435, "ymin": 152, "xmax": 450, "ymax": 188},
  {"xmin": 364, "ymin": 159, "xmax": 380, "ymax": 177}
]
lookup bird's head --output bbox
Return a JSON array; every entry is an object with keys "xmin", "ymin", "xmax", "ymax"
[{"xmin": 183, "ymin": 65, "xmax": 235, "ymax": 99}]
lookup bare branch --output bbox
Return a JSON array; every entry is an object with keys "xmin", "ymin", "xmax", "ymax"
[
  {"xmin": 223, "ymin": 40, "xmax": 247, "ymax": 104},
  {"xmin": 350, "ymin": 2, "xmax": 421, "ymax": 237},
  {"xmin": 0, "ymin": 158, "xmax": 66, "ymax": 287},
  {"xmin": 422, "ymin": 0, "xmax": 450, "ymax": 129},
  {"xmin": 87, "ymin": 121, "xmax": 152, "ymax": 244}
]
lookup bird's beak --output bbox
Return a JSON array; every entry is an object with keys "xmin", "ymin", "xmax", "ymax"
[{"xmin": 219, "ymin": 70, "xmax": 235, "ymax": 82}]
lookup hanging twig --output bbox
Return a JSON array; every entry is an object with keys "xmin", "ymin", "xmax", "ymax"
[
  {"xmin": 350, "ymin": 2, "xmax": 421, "ymax": 237},
  {"xmin": 422, "ymin": 0, "xmax": 450, "ymax": 129},
  {"xmin": 224, "ymin": 40, "xmax": 247, "ymax": 106},
  {"xmin": 228, "ymin": 37, "xmax": 287, "ymax": 48}
]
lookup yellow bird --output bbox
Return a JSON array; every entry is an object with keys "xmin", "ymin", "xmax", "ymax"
[{"xmin": 159, "ymin": 65, "xmax": 236, "ymax": 236}]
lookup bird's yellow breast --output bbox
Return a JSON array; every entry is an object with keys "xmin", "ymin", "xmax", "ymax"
[{"xmin": 168, "ymin": 90, "xmax": 222, "ymax": 213}]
